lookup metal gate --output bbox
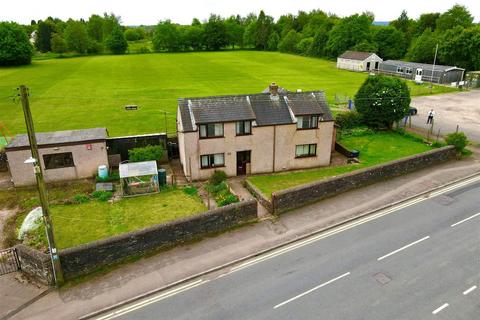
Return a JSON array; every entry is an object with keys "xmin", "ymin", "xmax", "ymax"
[{"xmin": 0, "ymin": 248, "xmax": 20, "ymax": 276}]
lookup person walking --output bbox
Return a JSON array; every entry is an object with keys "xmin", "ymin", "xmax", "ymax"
[{"xmin": 427, "ymin": 109, "xmax": 435, "ymax": 124}]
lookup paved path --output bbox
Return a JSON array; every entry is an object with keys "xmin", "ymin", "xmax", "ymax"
[
  {"xmin": 411, "ymin": 90, "xmax": 480, "ymax": 142},
  {"xmin": 104, "ymin": 179, "xmax": 480, "ymax": 320},
  {"xmin": 9, "ymin": 155, "xmax": 480, "ymax": 320}
]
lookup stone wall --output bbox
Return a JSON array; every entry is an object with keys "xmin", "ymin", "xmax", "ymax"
[
  {"xmin": 0, "ymin": 151, "xmax": 7, "ymax": 172},
  {"xmin": 272, "ymin": 146, "xmax": 457, "ymax": 213},
  {"xmin": 15, "ymin": 244, "xmax": 53, "ymax": 285},
  {"xmin": 59, "ymin": 200, "xmax": 257, "ymax": 279},
  {"xmin": 244, "ymin": 180, "xmax": 273, "ymax": 213}
]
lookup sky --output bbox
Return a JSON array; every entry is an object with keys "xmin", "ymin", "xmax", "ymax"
[{"xmin": 1, "ymin": 0, "xmax": 479, "ymax": 25}]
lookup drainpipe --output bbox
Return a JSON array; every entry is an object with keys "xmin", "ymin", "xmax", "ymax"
[{"xmin": 272, "ymin": 125, "xmax": 276, "ymax": 173}]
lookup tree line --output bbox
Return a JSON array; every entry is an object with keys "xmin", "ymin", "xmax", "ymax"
[{"xmin": 0, "ymin": 5, "xmax": 479, "ymax": 70}]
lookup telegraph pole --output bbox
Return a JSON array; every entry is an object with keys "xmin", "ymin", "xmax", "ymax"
[{"xmin": 19, "ymin": 85, "xmax": 64, "ymax": 286}]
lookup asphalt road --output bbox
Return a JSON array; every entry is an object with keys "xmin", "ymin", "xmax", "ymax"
[{"xmin": 97, "ymin": 181, "xmax": 480, "ymax": 320}]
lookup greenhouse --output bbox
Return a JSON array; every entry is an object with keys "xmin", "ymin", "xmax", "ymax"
[{"xmin": 119, "ymin": 161, "xmax": 159, "ymax": 197}]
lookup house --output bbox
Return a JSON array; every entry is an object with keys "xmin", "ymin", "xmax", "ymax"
[
  {"xmin": 177, "ymin": 83, "xmax": 335, "ymax": 181},
  {"xmin": 378, "ymin": 60, "xmax": 465, "ymax": 84},
  {"xmin": 337, "ymin": 51, "xmax": 383, "ymax": 72},
  {"xmin": 5, "ymin": 128, "xmax": 108, "ymax": 186}
]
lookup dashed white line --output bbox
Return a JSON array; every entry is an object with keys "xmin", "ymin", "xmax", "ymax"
[
  {"xmin": 451, "ymin": 212, "xmax": 480, "ymax": 227},
  {"xmin": 432, "ymin": 303, "xmax": 449, "ymax": 315},
  {"xmin": 463, "ymin": 285, "xmax": 477, "ymax": 295},
  {"xmin": 273, "ymin": 272, "xmax": 350, "ymax": 309},
  {"xmin": 377, "ymin": 236, "xmax": 430, "ymax": 261}
]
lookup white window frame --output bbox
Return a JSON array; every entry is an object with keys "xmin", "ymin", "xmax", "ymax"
[
  {"xmin": 295, "ymin": 144, "xmax": 317, "ymax": 158},
  {"xmin": 200, "ymin": 153, "xmax": 225, "ymax": 169},
  {"xmin": 199, "ymin": 123, "xmax": 224, "ymax": 138}
]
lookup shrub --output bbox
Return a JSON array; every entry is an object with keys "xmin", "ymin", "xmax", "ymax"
[
  {"xmin": 218, "ymin": 194, "xmax": 239, "ymax": 207},
  {"xmin": 335, "ymin": 111, "xmax": 363, "ymax": 129},
  {"xmin": 0, "ymin": 22, "xmax": 33, "ymax": 66},
  {"xmin": 209, "ymin": 170, "xmax": 227, "ymax": 186},
  {"xmin": 95, "ymin": 172, "xmax": 120, "ymax": 182},
  {"xmin": 445, "ymin": 132, "xmax": 468, "ymax": 152},
  {"xmin": 183, "ymin": 186, "xmax": 198, "ymax": 196},
  {"xmin": 92, "ymin": 190, "xmax": 113, "ymax": 202},
  {"xmin": 73, "ymin": 194, "xmax": 90, "ymax": 204},
  {"xmin": 128, "ymin": 145, "xmax": 164, "ymax": 162}
]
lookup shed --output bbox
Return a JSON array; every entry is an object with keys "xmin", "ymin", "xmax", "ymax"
[
  {"xmin": 337, "ymin": 51, "xmax": 383, "ymax": 72},
  {"xmin": 119, "ymin": 161, "xmax": 159, "ymax": 197},
  {"xmin": 378, "ymin": 60, "xmax": 465, "ymax": 84},
  {"xmin": 5, "ymin": 128, "xmax": 108, "ymax": 186}
]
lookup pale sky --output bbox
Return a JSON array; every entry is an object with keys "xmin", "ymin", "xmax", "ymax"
[{"xmin": 1, "ymin": 0, "xmax": 479, "ymax": 25}]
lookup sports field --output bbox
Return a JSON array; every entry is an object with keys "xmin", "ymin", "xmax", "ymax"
[{"xmin": 0, "ymin": 51, "xmax": 456, "ymax": 136}]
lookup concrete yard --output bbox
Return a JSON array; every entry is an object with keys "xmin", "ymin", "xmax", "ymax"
[{"xmin": 411, "ymin": 90, "xmax": 480, "ymax": 142}]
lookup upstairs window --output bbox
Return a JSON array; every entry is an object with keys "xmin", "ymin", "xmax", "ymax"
[
  {"xmin": 200, "ymin": 153, "xmax": 225, "ymax": 169},
  {"xmin": 295, "ymin": 144, "xmax": 317, "ymax": 158},
  {"xmin": 43, "ymin": 152, "xmax": 74, "ymax": 170},
  {"xmin": 236, "ymin": 121, "xmax": 251, "ymax": 135},
  {"xmin": 296, "ymin": 116, "xmax": 318, "ymax": 129},
  {"xmin": 199, "ymin": 123, "xmax": 224, "ymax": 138}
]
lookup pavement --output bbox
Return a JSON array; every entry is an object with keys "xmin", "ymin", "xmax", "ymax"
[
  {"xmin": 5, "ymin": 149, "xmax": 480, "ymax": 320},
  {"xmin": 104, "ymin": 177, "xmax": 480, "ymax": 320},
  {"xmin": 411, "ymin": 89, "xmax": 480, "ymax": 142}
]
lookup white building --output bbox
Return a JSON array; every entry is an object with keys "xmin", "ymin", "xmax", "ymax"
[{"xmin": 337, "ymin": 51, "xmax": 383, "ymax": 72}]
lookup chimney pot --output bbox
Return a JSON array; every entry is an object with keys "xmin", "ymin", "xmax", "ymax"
[{"xmin": 269, "ymin": 82, "xmax": 279, "ymax": 96}]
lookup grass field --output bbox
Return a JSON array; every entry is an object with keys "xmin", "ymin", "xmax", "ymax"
[
  {"xmin": 0, "ymin": 51, "xmax": 457, "ymax": 137},
  {"xmin": 247, "ymin": 130, "xmax": 434, "ymax": 197}
]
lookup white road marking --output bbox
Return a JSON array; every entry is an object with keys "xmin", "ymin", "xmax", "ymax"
[
  {"xmin": 432, "ymin": 303, "xmax": 449, "ymax": 314},
  {"xmin": 451, "ymin": 212, "xmax": 480, "ymax": 227},
  {"xmin": 273, "ymin": 272, "xmax": 351, "ymax": 309},
  {"xmin": 463, "ymin": 285, "xmax": 477, "ymax": 295},
  {"xmin": 377, "ymin": 236, "xmax": 430, "ymax": 261},
  {"xmin": 95, "ymin": 279, "xmax": 207, "ymax": 320}
]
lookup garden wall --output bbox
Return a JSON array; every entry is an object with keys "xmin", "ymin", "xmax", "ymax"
[
  {"xmin": 272, "ymin": 146, "xmax": 457, "ymax": 213},
  {"xmin": 15, "ymin": 244, "xmax": 53, "ymax": 285},
  {"xmin": 58, "ymin": 200, "xmax": 257, "ymax": 280},
  {"xmin": 244, "ymin": 180, "xmax": 273, "ymax": 213}
]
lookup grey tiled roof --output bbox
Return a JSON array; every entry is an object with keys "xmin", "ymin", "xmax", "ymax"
[
  {"xmin": 7, "ymin": 128, "xmax": 108, "ymax": 149},
  {"xmin": 178, "ymin": 90, "xmax": 332, "ymax": 132},
  {"xmin": 339, "ymin": 51, "xmax": 377, "ymax": 60},
  {"xmin": 381, "ymin": 60, "xmax": 465, "ymax": 72}
]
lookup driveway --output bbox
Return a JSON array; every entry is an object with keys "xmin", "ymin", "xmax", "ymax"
[{"xmin": 411, "ymin": 90, "xmax": 480, "ymax": 142}]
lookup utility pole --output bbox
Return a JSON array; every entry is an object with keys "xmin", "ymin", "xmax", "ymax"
[
  {"xmin": 430, "ymin": 44, "xmax": 439, "ymax": 93},
  {"xmin": 19, "ymin": 85, "xmax": 64, "ymax": 287}
]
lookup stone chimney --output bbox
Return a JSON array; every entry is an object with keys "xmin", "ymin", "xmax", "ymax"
[{"xmin": 269, "ymin": 82, "xmax": 280, "ymax": 102}]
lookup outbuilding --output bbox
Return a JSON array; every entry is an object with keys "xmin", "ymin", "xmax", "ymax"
[
  {"xmin": 5, "ymin": 128, "xmax": 108, "ymax": 186},
  {"xmin": 378, "ymin": 60, "xmax": 465, "ymax": 85},
  {"xmin": 337, "ymin": 51, "xmax": 383, "ymax": 72}
]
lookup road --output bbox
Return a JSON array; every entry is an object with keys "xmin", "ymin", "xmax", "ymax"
[{"xmin": 95, "ymin": 180, "xmax": 480, "ymax": 320}]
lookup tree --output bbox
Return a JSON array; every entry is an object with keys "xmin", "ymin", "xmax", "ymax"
[
  {"xmin": 50, "ymin": 32, "xmax": 67, "ymax": 53},
  {"xmin": 436, "ymin": 5, "xmax": 473, "ymax": 31},
  {"xmin": 307, "ymin": 27, "xmax": 329, "ymax": 57},
  {"xmin": 415, "ymin": 13, "xmax": 440, "ymax": 35},
  {"xmin": 266, "ymin": 32, "xmax": 280, "ymax": 51},
  {"xmin": 278, "ymin": 30, "xmax": 301, "ymax": 53},
  {"xmin": 390, "ymin": 10, "xmax": 415, "ymax": 47},
  {"xmin": 64, "ymin": 20, "xmax": 89, "ymax": 54},
  {"xmin": 296, "ymin": 37, "xmax": 313, "ymax": 55},
  {"xmin": 36, "ymin": 19, "xmax": 56, "ymax": 52},
  {"xmin": 0, "ymin": 22, "xmax": 33, "ymax": 65},
  {"xmin": 204, "ymin": 14, "xmax": 228, "ymax": 50},
  {"xmin": 407, "ymin": 28, "xmax": 439, "ymax": 63},
  {"xmin": 352, "ymin": 40, "xmax": 378, "ymax": 52},
  {"xmin": 87, "ymin": 14, "xmax": 104, "ymax": 42},
  {"xmin": 354, "ymin": 75, "xmax": 411, "ymax": 129},
  {"xmin": 152, "ymin": 20, "xmax": 181, "ymax": 52},
  {"xmin": 106, "ymin": 25, "xmax": 128, "ymax": 54},
  {"xmin": 374, "ymin": 27, "xmax": 406, "ymax": 60},
  {"xmin": 254, "ymin": 10, "xmax": 273, "ymax": 50},
  {"xmin": 225, "ymin": 15, "xmax": 245, "ymax": 49},
  {"xmin": 185, "ymin": 24, "xmax": 204, "ymax": 50},
  {"xmin": 438, "ymin": 26, "xmax": 480, "ymax": 70},
  {"xmin": 124, "ymin": 28, "xmax": 144, "ymax": 41},
  {"xmin": 325, "ymin": 13, "xmax": 373, "ymax": 58}
]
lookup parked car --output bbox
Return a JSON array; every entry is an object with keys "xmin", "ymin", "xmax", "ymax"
[{"xmin": 409, "ymin": 107, "xmax": 418, "ymax": 115}]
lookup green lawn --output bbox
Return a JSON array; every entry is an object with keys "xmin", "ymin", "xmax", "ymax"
[
  {"xmin": 247, "ymin": 131, "xmax": 434, "ymax": 197},
  {"xmin": 0, "ymin": 51, "xmax": 457, "ymax": 136},
  {"xmin": 18, "ymin": 188, "xmax": 207, "ymax": 249}
]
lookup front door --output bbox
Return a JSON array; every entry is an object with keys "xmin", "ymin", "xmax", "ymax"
[
  {"xmin": 366, "ymin": 62, "xmax": 371, "ymax": 71},
  {"xmin": 236, "ymin": 151, "xmax": 251, "ymax": 176},
  {"xmin": 374, "ymin": 61, "xmax": 379, "ymax": 70}
]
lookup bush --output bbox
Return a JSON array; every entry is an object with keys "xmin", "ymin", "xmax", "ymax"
[
  {"xmin": 128, "ymin": 145, "xmax": 164, "ymax": 162},
  {"xmin": 445, "ymin": 132, "xmax": 468, "ymax": 152},
  {"xmin": 95, "ymin": 172, "xmax": 120, "ymax": 182},
  {"xmin": 218, "ymin": 194, "xmax": 239, "ymax": 207},
  {"xmin": 0, "ymin": 22, "xmax": 33, "ymax": 66},
  {"xmin": 73, "ymin": 194, "xmax": 90, "ymax": 204},
  {"xmin": 183, "ymin": 186, "xmax": 198, "ymax": 196},
  {"xmin": 335, "ymin": 111, "xmax": 363, "ymax": 129},
  {"xmin": 209, "ymin": 170, "xmax": 227, "ymax": 186},
  {"xmin": 92, "ymin": 190, "xmax": 113, "ymax": 202}
]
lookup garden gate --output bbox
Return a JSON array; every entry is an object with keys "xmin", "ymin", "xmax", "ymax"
[{"xmin": 0, "ymin": 247, "xmax": 20, "ymax": 276}]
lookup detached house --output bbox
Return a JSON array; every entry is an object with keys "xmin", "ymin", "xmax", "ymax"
[
  {"xmin": 337, "ymin": 51, "xmax": 383, "ymax": 72},
  {"xmin": 177, "ymin": 83, "xmax": 335, "ymax": 181}
]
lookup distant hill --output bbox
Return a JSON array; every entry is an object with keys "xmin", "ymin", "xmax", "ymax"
[{"xmin": 373, "ymin": 21, "xmax": 390, "ymax": 26}]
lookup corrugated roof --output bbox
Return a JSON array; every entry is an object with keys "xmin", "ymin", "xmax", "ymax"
[
  {"xmin": 6, "ymin": 128, "xmax": 107, "ymax": 149},
  {"xmin": 339, "ymin": 51, "xmax": 377, "ymax": 60},
  {"xmin": 177, "ymin": 88, "xmax": 332, "ymax": 132},
  {"xmin": 119, "ymin": 161, "xmax": 158, "ymax": 178},
  {"xmin": 381, "ymin": 60, "xmax": 465, "ymax": 72}
]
